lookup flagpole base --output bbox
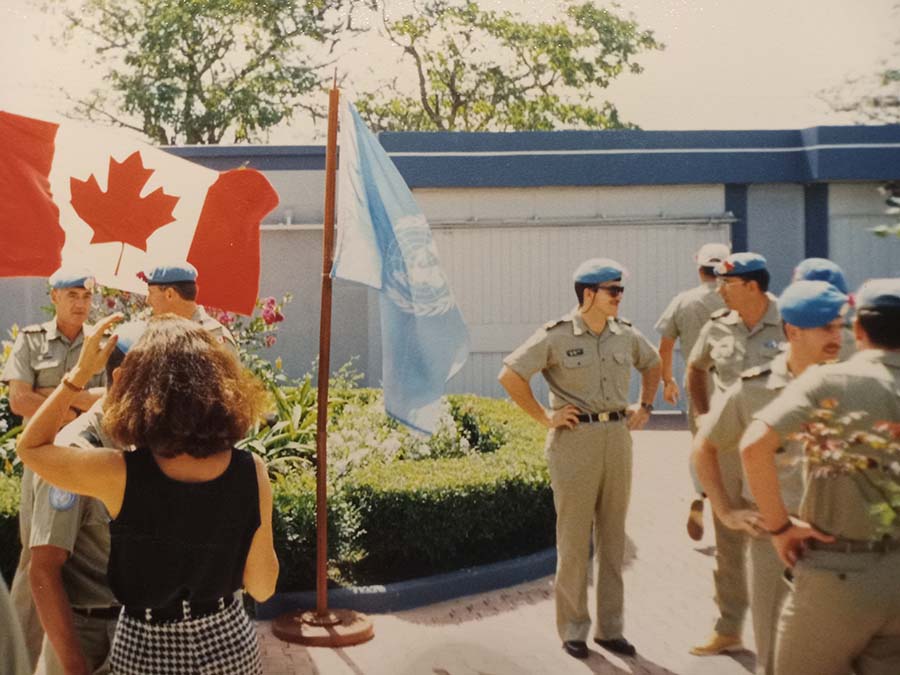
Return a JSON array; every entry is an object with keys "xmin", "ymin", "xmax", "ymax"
[{"xmin": 271, "ymin": 608, "xmax": 374, "ymax": 647}]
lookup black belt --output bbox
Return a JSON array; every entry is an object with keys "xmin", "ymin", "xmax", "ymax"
[
  {"xmin": 72, "ymin": 605, "xmax": 122, "ymax": 620},
  {"xmin": 809, "ymin": 538, "xmax": 900, "ymax": 554},
  {"xmin": 576, "ymin": 410, "xmax": 626, "ymax": 423},
  {"xmin": 124, "ymin": 591, "xmax": 240, "ymax": 623}
]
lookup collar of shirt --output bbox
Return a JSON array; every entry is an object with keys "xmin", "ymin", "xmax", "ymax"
[
  {"xmin": 851, "ymin": 349, "xmax": 900, "ymax": 370},
  {"xmin": 766, "ymin": 351, "xmax": 792, "ymax": 390},
  {"xmin": 569, "ymin": 310, "xmax": 620, "ymax": 337}
]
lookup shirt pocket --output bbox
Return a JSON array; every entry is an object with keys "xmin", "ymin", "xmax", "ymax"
[
  {"xmin": 710, "ymin": 337, "xmax": 735, "ymax": 361},
  {"xmin": 606, "ymin": 351, "xmax": 632, "ymax": 402},
  {"xmin": 32, "ymin": 358, "xmax": 63, "ymax": 388}
]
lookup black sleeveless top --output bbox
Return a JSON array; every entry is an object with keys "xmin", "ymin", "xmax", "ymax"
[{"xmin": 108, "ymin": 447, "xmax": 261, "ymax": 608}]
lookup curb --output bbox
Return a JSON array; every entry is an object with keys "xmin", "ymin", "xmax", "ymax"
[{"xmin": 256, "ymin": 547, "xmax": 557, "ymax": 619}]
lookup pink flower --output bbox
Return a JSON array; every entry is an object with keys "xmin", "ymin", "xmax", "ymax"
[
  {"xmin": 106, "ymin": 298, "xmax": 116, "ymax": 308},
  {"xmin": 262, "ymin": 308, "xmax": 277, "ymax": 325},
  {"xmin": 218, "ymin": 312, "xmax": 235, "ymax": 327},
  {"xmin": 263, "ymin": 296, "xmax": 277, "ymax": 309},
  {"xmin": 274, "ymin": 310, "xmax": 284, "ymax": 323},
  {"xmin": 265, "ymin": 335, "xmax": 277, "ymax": 348}
]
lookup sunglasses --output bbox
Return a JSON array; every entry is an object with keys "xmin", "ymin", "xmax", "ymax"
[{"xmin": 596, "ymin": 285, "xmax": 625, "ymax": 297}]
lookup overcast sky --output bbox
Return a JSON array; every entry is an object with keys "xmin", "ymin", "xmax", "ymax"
[{"xmin": 2, "ymin": 0, "xmax": 897, "ymax": 143}]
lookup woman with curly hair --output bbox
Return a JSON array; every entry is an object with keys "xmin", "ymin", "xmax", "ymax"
[{"xmin": 17, "ymin": 313, "xmax": 278, "ymax": 675}]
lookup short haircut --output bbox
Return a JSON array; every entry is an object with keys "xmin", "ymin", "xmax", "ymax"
[
  {"xmin": 102, "ymin": 314, "xmax": 267, "ymax": 459},
  {"xmin": 734, "ymin": 268, "xmax": 770, "ymax": 293},
  {"xmin": 153, "ymin": 281, "xmax": 197, "ymax": 302},
  {"xmin": 857, "ymin": 308, "xmax": 900, "ymax": 349}
]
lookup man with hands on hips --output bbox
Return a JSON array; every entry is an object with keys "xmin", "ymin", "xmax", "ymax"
[{"xmin": 498, "ymin": 258, "xmax": 660, "ymax": 661}]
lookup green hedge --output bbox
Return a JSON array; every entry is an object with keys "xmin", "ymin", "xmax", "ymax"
[{"xmin": 0, "ymin": 396, "xmax": 555, "ymax": 591}]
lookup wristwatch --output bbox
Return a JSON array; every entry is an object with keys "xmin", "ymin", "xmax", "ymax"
[{"xmin": 640, "ymin": 402, "xmax": 654, "ymax": 412}]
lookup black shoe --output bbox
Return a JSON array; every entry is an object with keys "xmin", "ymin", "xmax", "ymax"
[
  {"xmin": 594, "ymin": 637, "xmax": 637, "ymax": 657},
  {"xmin": 562, "ymin": 640, "xmax": 589, "ymax": 659}
]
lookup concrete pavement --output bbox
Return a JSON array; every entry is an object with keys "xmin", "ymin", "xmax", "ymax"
[{"xmin": 258, "ymin": 429, "xmax": 759, "ymax": 674}]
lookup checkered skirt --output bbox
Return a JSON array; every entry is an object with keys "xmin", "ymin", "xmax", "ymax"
[{"xmin": 109, "ymin": 598, "xmax": 262, "ymax": 674}]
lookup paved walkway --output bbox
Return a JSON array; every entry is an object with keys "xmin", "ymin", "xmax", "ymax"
[{"xmin": 258, "ymin": 429, "xmax": 758, "ymax": 674}]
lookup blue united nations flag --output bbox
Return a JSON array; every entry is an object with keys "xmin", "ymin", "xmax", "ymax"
[{"xmin": 332, "ymin": 101, "xmax": 470, "ymax": 434}]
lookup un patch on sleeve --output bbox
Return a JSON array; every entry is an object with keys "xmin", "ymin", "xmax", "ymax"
[{"xmin": 49, "ymin": 487, "xmax": 77, "ymax": 511}]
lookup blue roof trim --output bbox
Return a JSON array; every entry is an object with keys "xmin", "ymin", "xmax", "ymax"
[{"xmin": 160, "ymin": 125, "xmax": 900, "ymax": 186}]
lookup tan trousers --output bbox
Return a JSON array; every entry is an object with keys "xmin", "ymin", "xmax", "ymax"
[
  {"xmin": 546, "ymin": 421, "xmax": 632, "ymax": 643},
  {"xmin": 36, "ymin": 614, "xmax": 117, "ymax": 675},
  {"xmin": 10, "ymin": 547, "xmax": 43, "ymax": 671},
  {"xmin": 711, "ymin": 447, "xmax": 749, "ymax": 637},
  {"xmin": 748, "ymin": 536, "xmax": 791, "ymax": 675},
  {"xmin": 775, "ymin": 549, "xmax": 900, "ymax": 675}
]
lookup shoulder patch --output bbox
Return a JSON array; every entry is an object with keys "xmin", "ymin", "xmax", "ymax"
[
  {"xmin": 22, "ymin": 323, "xmax": 46, "ymax": 334},
  {"xmin": 49, "ymin": 486, "xmax": 77, "ymax": 511},
  {"xmin": 543, "ymin": 317, "xmax": 569, "ymax": 331},
  {"xmin": 710, "ymin": 308, "xmax": 731, "ymax": 320},
  {"xmin": 741, "ymin": 366, "xmax": 771, "ymax": 380}
]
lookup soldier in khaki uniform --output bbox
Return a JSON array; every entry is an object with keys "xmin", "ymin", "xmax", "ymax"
[
  {"xmin": 654, "ymin": 242, "xmax": 729, "ymax": 540},
  {"xmin": 686, "ymin": 252, "xmax": 783, "ymax": 656},
  {"xmin": 499, "ymin": 258, "xmax": 660, "ymax": 661},
  {"xmin": 742, "ymin": 277, "xmax": 900, "ymax": 675},
  {"xmin": 693, "ymin": 281, "xmax": 848, "ymax": 675},
  {"xmin": 30, "ymin": 323, "xmax": 146, "ymax": 675},
  {"xmin": 140, "ymin": 262, "xmax": 238, "ymax": 356},
  {"xmin": 1, "ymin": 268, "xmax": 105, "ymax": 668}
]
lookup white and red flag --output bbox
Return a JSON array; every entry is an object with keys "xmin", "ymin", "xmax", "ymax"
[{"xmin": 0, "ymin": 111, "xmax": 279, "ymax": 315}]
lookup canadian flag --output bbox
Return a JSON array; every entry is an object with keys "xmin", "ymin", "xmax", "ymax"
[{"xmin": 0, "ymin": 111, "xmax": 279, "ymax": 315}]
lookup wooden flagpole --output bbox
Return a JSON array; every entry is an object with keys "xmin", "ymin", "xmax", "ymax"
[{"xmin": 272, "ymin": 78, "xmax": 374, "ymax": 648}]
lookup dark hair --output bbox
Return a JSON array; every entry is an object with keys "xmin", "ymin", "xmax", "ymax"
[
  {"xmin": 574, "ymin": 278, "xmax": 622, "ymax": 306},
  {"xmin": 857, "ymin": 308, "xmax": 900, "ymax": 349},
  {"xmin": 103, "ymin": 314, "xmax": 267, "ymax": 459},
  {"xmin": 733, "ymin": 268, "xmax": 770, "ymax": 293},
  {"xmin": 153, "ymin": 281, "xmax": 197, "ymax": 302},
  {"xmin": 105, "ymin": 345, "xmax": 127, "ymax": 381},
  {"xmin": 699, "ymin": 266, "xmax": 716, "ymax": 279}
]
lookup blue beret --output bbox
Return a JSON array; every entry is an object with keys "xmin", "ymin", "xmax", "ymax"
[
  {"xmin": 572, "ymin": 258, "xmax": 626, "ymax": 284},
  {"xmin": 113, "ymin": 321, "xmax": 147, "ymax": 355},
  {"xmin": 49, "ymin": 266, "xmax": 95, "ymax": 290},
  {"xmin": 140, "ymin": 262, "xmax": 197, "ymax": 285},
  {"xmin": 778, "ymin": 280, "xmax": 848, "ymax": 328},
  {"xmin": 714, "ymin": 252, "xmax": 767, "ymax": 276},
  {"xmin": 793, "ymin": 258, "xmax": 849, "ymax": 294},
  {"xmin": 855, "ymin": 278, "xmax": 900, "ymax": 310}
]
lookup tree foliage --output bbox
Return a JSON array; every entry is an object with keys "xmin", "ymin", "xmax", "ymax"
[
  {"xmin": 355, "ymin": 0, "xmax": 663, "ymax": 132},
  {"xmin": 51, "ymin": 0, "xmax": 374, "ymax": 144}
]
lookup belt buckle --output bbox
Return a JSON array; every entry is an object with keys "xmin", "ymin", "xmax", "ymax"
[{"xmin": 597, "ymin": 412, "xmax": 610, "ymax": 422}]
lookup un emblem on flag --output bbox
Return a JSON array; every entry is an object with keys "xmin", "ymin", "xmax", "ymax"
[{"xmin": 384, "ymin": 214, "xmax": 454, "ymax": 317}]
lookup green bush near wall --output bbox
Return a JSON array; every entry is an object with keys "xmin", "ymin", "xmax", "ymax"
[{"xmin": 0, "ymin": 397, "xmax": 555, "ymax": 591}]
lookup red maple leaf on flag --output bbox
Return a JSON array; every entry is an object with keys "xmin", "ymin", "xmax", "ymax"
[{"xmin": 70, "ymin": 151, "xmax": 179, "ymax": 275}]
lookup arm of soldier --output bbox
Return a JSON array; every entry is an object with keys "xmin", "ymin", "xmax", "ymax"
[
  {"xmin": 693, "ymin": 434, "xmax": 763, "ymax": 535},
  {"xmin": 243, "ymin": 454, "xmax": 279, "ymax": 602},
  {"xmin": 66, "ymin": 387, "xmax": 105, "ymax": 413},
  {"xmin": 29, "ymin": 546, "xmax": 90, "ymax": 675},
  {"xmin": 657, "ymin": 336, "xmax": 680, "ymax": 404},
  {"xmin": 498, "ymin": 367, "xmax": 579, "ymax": 429},
  {"xmin": 625, "ymin": 330, "xmax": 661, "ymax": 430},
  {"xmin": 686, "ymin": 324, "xmax": 715, "ymax": 416},
  {"xmin": 741, "ymin": 420, "xmax": 832, "ymax": 567}
]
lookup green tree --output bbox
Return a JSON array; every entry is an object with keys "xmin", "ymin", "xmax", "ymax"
[
  {"xmin": 50, "ymin": 0, "xmax": 373, "ymax": 144},
  {"xmin": 355, "ymin": 0, "xmax": 663, "ymax": 132}
]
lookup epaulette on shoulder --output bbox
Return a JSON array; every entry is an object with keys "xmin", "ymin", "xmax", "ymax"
[
  {"xmin": 741, "ymin": 365, "xmax": 771, "ymax": 380},
  {"xmin": 22, "ymin": 323, "xmax": 46, "ymax": 334},
  {"xmin": 710, "ymin": 308, "xmax": 731, "ymax": 320},
  {"xmin": 615, "ymin": 317, "xmax": 633, "ymax": 327},
  {"xmin": 543, "ymin": 317, "xmax": 569, "ymax": 331}
]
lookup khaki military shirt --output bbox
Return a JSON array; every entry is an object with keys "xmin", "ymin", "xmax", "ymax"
[
  {"xmin": 504, "ymin": 311, "xmax": 660, "ymax": 413},
  {"xmin": 192, "ymin": 306, "xmax": 238, "ymax": 357},
  {"xmin": 655, "ymin": 281, "xmax": 726, "ymax": 362},
  {"xmin": 30, "ymin": 400, "xmax": 117, "ymax": 609},
  {"xmin": 755, "ymin": 349, "xmax": 900, "ymax": 541},
  {"xmin": 700, "ymin": 352, "xmax": 804, "ymax": 510},
  {"xmin": 688, "ymin": 293, "xmax": 783, "ymax": 395},
  {"xmin": 1, "ymin": 320, "xmax": 105, "ymax": 392}
]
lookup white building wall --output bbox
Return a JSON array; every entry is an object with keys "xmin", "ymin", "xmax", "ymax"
[
  {"xmin": 747, "ymin": 184, "xmax": 805, "ymax": 293},
  {"xmin": 829, "ymin": 183, "xmax": 900, "ymax": 288}
]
